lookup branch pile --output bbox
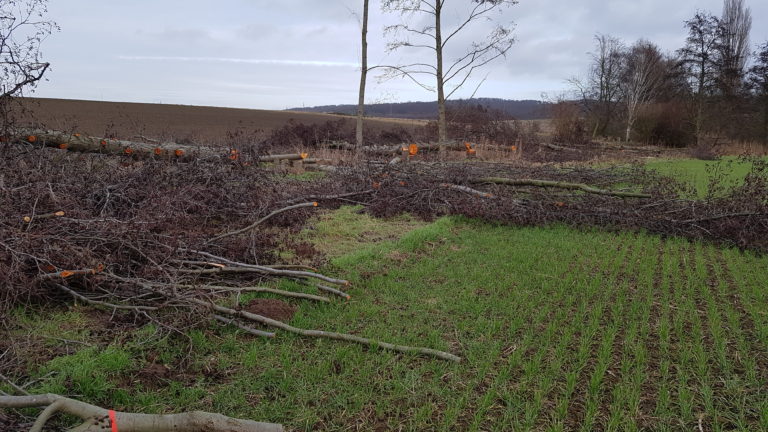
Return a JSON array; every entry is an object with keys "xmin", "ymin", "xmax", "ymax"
[
  {"xmin": 0, "ymin": 144, "xmax": 459, "ymax": 364},
  {"xmin": 326, "ymin": 159, "xmax": 768, "ymax": 251}
]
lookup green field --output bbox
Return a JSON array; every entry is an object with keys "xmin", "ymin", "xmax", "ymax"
[
  {"xmin": 8, "ymin": 212, "xmax": 768, "ymax": 431},
  {"xmin": 646, "ymin": 157, "xmax": 767, "ymax": 198}
]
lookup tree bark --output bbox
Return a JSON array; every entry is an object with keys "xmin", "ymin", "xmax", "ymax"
[
  {"xmin": 435, "ymin": 1, "xmax": 448, "ymax": 147},
  {"xmin": 356, "ymin": 0, "xmax": 369, "ymax": 151}
]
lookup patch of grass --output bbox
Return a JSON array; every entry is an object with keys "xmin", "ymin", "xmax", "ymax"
[
  {"xmin": 284, "ymin": 170, "xmax": 326, "ymax": 182},
  {"xmin": 33, "ymin": 345, "xmax": 133, "ymax": 405},
  {"xmin": 15, "ymin": 214, "xmax": 768, "ymax": 431},
  {"xmin": 646, "ymin": 156, "xmax": 767, "ymax": 198},
  {"xmin": 302, "ymin": 205, "xmax": 426, "ymax": 259}
]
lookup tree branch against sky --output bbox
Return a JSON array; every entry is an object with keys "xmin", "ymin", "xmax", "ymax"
[
  {"xmin": 380, "ymin": 0, "xmax": 517, "ymax": 144},
  {"xmin": 0, "ymin": 0, "xmax": 58, "ymax": 137}
]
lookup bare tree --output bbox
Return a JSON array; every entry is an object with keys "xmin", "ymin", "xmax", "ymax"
[
  {"xmin": 570, "ymin": 34, "xmax": 625, "ymax": 138},
  {"xmin": 719, "ymin": 0, "xmax": 752, "ymax": 96},
  {"xmin": 0, "ymin": 0, "xmax": 57, "ymax": 137},
  {"xmin": 748, "ymin": 41, "xmax": 768, "ymax": 144},
  {"xmin": 677, "ymin": 11, "xmax": 723, "ymax": 145},
  {"xmin": 381, "ymin": 0, "xmax": 517, "ymax": 145},
  {"xmin": 621, "ymin": 40, "xmax": 665, "ymax": 142},
  {"xmin": 356, "ymin": 0, "xmax": 370, "ymax": 150}
]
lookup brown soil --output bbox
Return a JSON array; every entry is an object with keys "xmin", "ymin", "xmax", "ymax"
[
  {"xmin": 244, "ymin": 298, "xmax": 297, "ymax": 322},
  {"xmin": 17, "ymin": 97, "xmax": 418, "ymax": 144}
]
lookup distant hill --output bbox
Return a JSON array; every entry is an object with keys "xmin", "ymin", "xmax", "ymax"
[{"xmin": 289, "ymin": 98, "xmax": 551, "ymax": 120}]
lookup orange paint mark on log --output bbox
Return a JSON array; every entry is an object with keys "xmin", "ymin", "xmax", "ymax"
[
  {"xmin": 154, "ymin": 148, "xmax": 163, "ymax": 155},
  {"xmin": 58, "ymin": 143, "xmax": 69, "ymax": 150},
  {"xmin": 175, "ymin": 149, "xmax": 184, "ymax": 157},
  {"xmin": 27, "ymin": 135, "xmax": 37, "ymax": 143},
  {"xmin": 73, "ymin": 133, "xmax": 81, "ymax": 137},
  {"xmin": 124, "ymin": 147, "xmax": 133, "ymax": 155},
  {"xmin": 313, "ymin": 202, "xmax": 319, "ymax": 207},
  {"xmin": 409, "ymin": 144, "xmax": 418, "ymax": 156},
  {"xmin": 300, "ymin": 152, "xmax": 309, "ymax": 159},
  {"xmin": 100, "ymin": 140, "xmax": 108, "ymax": 147},
  {"xmin": 464, "ymin": 141, "xmax": 473, "ymax": 151},
  {"xmin": 60, "ymin": 271, "xmax": 75, "ymax": 278}
]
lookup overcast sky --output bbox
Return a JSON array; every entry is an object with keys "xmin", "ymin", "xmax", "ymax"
[{"xmin": 33, "ymin": 0, "xmax": 768, "ymax": 110}]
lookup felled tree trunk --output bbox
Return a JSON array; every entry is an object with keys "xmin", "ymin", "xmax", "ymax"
[
  {"xmin": 17, "ymin": 130, "xmax": 309, "ymax": 162},
  {"xmin": 327, "ymin": 140, "xmax": 468, "ymax": 155},
  {"xmin": 18, "ymin": 129, "xmax": 213, "ymax": 158},
  {"xmin": 0, "ymin": 394, "xmax": 283, "ymax": 432}
]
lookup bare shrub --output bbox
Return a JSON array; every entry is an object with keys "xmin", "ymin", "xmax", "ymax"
[{"xmin": 550, "ymin": 101, "xmax": 588, "ymax": 145}]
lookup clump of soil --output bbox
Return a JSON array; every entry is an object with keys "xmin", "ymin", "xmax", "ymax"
[{"xmin": 244, "ymin": 298, "xmax": 297, "ymax": 322}]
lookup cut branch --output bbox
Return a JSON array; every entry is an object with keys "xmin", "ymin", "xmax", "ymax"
[
  {"xmin": 191, "ymin": 299, "xmax": 461, "ymax": 362},
  {"xmin": 473, "ymin": 178, "xmax": 653, "ymax": 198}
]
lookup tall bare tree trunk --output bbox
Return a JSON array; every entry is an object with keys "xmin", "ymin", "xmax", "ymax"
[
  {"xmin": 435, "ymin": 1, "xmax": 448, "ymax": 146},
  {"xmin": 356, "ymin": 0, "xmax": 369, "ymax": 151}
]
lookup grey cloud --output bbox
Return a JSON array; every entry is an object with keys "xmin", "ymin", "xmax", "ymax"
[{"xmin": 32, "ymin": 0, "xmax": 768, "ymax": 110}]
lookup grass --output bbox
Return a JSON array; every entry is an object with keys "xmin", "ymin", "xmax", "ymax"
[
  {"xmin": 6, "ymin": 211, "xmax": 768, "ymax": 431},
  {"xmin": 301, "ymin": 205, "xmax": 426, "ymax": 258},
  {"xmin": 645, "ymin": 156, "xmax": 767, "ymax": 198}
]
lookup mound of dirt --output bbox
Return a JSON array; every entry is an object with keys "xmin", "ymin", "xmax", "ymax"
[{"xmin": 244, "ymin": 298, "xmax": 297, "ymax": 322}]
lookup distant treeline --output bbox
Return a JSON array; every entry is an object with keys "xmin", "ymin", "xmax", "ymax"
[{"xmin": 288, "ymin": 98, "xmax": 551, "ymax": 120}]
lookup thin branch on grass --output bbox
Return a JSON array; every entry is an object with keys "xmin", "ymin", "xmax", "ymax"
[
  {"xmin": 192, "ymin": 298, "xmax": 461, "ymax": 362},
  {"xmin": 316, "ymin": 283, "xmax": 351, "ymax": 300},
  {"xmin": 209, "ymin": 202, "xmax": 318, "ymax": 243},
  {"xmin": 185, "ymin": 250, "xmax": 350, "ymax": 286},
  {"xmin": 214, "ymin": 315, "xmax": 276, "ymax": 338}
]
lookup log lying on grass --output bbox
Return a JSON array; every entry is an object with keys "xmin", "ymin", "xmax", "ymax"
[
  {"xmin": 0, "ymin": 394, "xmax": 283, "ymax": 432},
  {"xmin": 472, "ymin": 177, "xmax": 653, "ymax": 198},
  {"xmin": 17, "ymin": 130, "xmax": 309, "ymax": 162}
]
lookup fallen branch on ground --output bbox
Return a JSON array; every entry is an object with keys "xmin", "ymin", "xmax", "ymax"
[
  {"xmin": 190, "ymin": 298, "xmax": 461, "ymax": 362},
  {"xmin": 208, "ymin": 202, "xmax": 318, "ymax": 243},
  {"xmin": 473, "ymin": 177, "xmax": 652, "ymax": 198}
]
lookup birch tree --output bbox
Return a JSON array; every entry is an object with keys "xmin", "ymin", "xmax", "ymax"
[
  {"xmin": 621, "ymin": 40, "xmax": 665, "ymax": 142},
  {"xmin": 381, "ymin": 0, "xmax": 517, "ymax": 145},
  {"xmin": 748, "ymin": 41, "xmax": 768, "ymax": 144}
]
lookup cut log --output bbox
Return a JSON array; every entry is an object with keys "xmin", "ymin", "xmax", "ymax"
[
  {"xmin": 19, "ymin": 129, "xmax": 209, "ymax": 158},
  {"xmin": 18, "ymin": 130, "xmax": 309, "ymax": 163},
  {"xmin": 0, "ymin": 394, "xmax": 283, "ymax": 432},
  {"xmin": 326, "ymin": 140, "xmax": 469, "ymax": 155}
]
